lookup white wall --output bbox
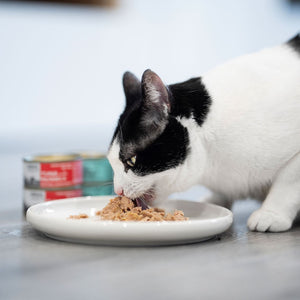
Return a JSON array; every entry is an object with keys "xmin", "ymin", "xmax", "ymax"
[{"xmin": 0, "ymin": 0, "xmax": 299, "ymax": 154}]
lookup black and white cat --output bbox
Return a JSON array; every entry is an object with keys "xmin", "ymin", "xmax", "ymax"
[{"xmin": 108, "ymin": 34, "xmax": 300, "ymax": 232}]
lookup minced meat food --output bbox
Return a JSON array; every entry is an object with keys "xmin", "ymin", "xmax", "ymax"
[{"xmin": 95, "ymin": 196, "xmax": 188, "ymax": 221}]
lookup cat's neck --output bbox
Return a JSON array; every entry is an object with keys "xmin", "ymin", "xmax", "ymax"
[
  {"xmin": 168, "ymin": 77, "xmax": 212, "ymax": 126},
  {"xmin": 164, "ymin": 78, "xmax": 213, "ymax": 185}
]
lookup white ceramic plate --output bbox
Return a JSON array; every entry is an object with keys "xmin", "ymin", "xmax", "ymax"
[{"xmin": 26, "ymin": 196, "xmax": 233, "ymax": 246}]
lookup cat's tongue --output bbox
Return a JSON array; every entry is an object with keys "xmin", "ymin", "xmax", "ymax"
[
  {"xmin": 131, "ymin": 191, "xmax": 155, "ymax": 210},
  {"xmin": 133, "ymin": 198, "xmax": 149, "ymax": 210}
]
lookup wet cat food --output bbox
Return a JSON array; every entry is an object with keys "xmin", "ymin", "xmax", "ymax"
[
  {"xmin": 68, "ymin": 196, "xmax": 188, "ymax": 221},
  {"xmin": 96, "ymin": 196, "xmax": 188, "ymax": 221},
  {"xmin": 69, "ymin": 213, "xmax": 89, "ymax": 219}
]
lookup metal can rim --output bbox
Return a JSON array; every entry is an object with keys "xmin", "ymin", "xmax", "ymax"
[
  {"xmin": 24, "ymin": 185, "xmax": 82, "ymax": 192},
  {"xmin": 78, "ymin": 151, "xmax": 107, "ymax": 160},
  {"xmin": 23, "ymin": 153, "xmax": 81, "ymax": 163}
]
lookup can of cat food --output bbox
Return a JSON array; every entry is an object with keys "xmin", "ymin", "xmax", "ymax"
[
  {"xmin": 23, "ymin": 154, "xmax": 83, "ymax": 188},
  {"xmin": 23, "ymin": 185, "xmax": 83, "ymax": 210},
  {"xmin": 79, "ymin": 152, "xmax": 113, "ymax": 183}
]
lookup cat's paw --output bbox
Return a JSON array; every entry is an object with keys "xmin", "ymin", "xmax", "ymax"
[{"xmin": 247, "ymin": 208, "xmax": 292, "ymax": 232}]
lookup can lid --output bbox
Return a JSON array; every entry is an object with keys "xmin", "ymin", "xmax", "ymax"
[
  {"xmin": 78, "ymin": 151, "xmax": 107, "ymax": 160},
  {"xmin": 23, "ymin": 153, "xmax": 81, "ymax": 163}
]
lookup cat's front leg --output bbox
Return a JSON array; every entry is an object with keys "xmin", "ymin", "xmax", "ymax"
[{"xmin": 248, "ymin": 151, "xmax": 300, "ymax": 232}]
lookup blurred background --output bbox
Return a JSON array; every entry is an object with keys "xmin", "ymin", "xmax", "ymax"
[{"xmin": 0, "ymin": 0, "xmax": 299, "ymax": 211}]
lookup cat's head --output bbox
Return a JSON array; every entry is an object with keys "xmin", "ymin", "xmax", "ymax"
[{"xmin": 108, "ymin": 70, "xmax": 190, "ymax": 204}]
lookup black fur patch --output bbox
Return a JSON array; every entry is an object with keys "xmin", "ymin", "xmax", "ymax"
[
  {"xmin": 112, "ymin": 75, "xmax": 211, "ymax": 176},
  {"xmin": 129, "ymin": 118, "xmax": 189, "ymax": 176},
  {"xmin": 111, "ymin": 98, "xmax": 142, "ymax": 146},
  {"xmin": 287, "ymin": 33, "xmax": 300, "ymax": 55},
  {"xmin": 168, "ymin": 77, "xmax": 211, "ymax": 126}
]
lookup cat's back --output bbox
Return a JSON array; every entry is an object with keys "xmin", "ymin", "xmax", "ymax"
[
  {"xmin": 202, "ymin": 35, "xmax": 300, "ymax": 114},
  {"xmin": 201, "ymin": 34, "xmax": 300, "ymax": 138},
  {"xmin": 199, "ymin": 35, "xmax": 300, "ymax": 193}
]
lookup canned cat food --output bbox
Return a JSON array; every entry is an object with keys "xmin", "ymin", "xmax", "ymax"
[
  {"xmin": 23, "ymin": 186, "xmax": 83, "ymax": 210},
  {"xmin": 82, "ymin": 182, "xmax": 114, "ymax": 196},
  {"xmin": 23, "ymin": 154, "xmax": 83, "ymax": 188},
  {"xmin": 79, "ymin": 152, "xmax": 113, "ymax": 183}
]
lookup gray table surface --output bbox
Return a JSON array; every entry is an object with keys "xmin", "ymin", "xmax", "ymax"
[{"xmin": 1, "ymin": 154, "xmax": 300, "ymax": 300}]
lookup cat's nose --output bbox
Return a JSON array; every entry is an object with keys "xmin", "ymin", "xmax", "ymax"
[{"xmin": 115, "ymin": 187, "xmax": 124, "ymax": 196}]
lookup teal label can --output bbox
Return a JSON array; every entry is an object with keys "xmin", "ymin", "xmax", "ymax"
[{"xmin": 79, "ymin": 152, "xmax": 113, "ymax": 183}]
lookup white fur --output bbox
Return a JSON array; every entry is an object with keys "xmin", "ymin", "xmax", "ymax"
[
  {"xmin": 146, "ymin": 85, "xmax": 161, "ymax": 104},
  {"xmin": 144, "ymin": 76, "xmax": 169, "ymax": 116},
  {"xmin": 108, "ymin": 43, "xmax": 300, "ymax": 232}
]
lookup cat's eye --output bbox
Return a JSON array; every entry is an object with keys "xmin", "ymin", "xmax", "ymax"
[{"xmin": 126, "ymin": 155, "xmax": 136, "ymax": 167}]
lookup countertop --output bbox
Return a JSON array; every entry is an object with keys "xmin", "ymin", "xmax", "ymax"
[{"xmin": 1, "ymin": 153, "xmax": 300, "ymax": 300}]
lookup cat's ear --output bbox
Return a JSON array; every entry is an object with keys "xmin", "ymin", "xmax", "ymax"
[
  {"xmin": 141, "ymin": 69, "xmax": 170, "ymax": 129},
  {"xmin": 122, "ymin": 71, "xmax": 141, "ymax": 107}
]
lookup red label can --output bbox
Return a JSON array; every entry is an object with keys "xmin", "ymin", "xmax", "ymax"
[
  {"xmin": 23, "ymin": 154, "xmax": 83, "ymax": 188},
  {"xmin": 24, "ymin": 186, "xmax": 83, "ymax": 209},
  {"xmin": 40, "ymin": 160, "xmax": 82, "ymax": 188}
]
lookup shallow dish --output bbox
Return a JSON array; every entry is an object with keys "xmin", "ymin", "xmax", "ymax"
[{"xmin": 26, "ymin": 196, "xmax": 233, "ymax": 246}]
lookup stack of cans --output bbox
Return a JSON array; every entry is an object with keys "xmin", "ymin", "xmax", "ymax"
[
  {"xmin": 23, "ymin": 154, "xmax": 83, "ymax": 211},
  {"xmin": 23, "ymin": 152, "xmax": 114, "ymax": 211}
]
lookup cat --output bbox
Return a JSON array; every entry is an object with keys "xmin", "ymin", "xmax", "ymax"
[{"xmin": 108, "ymin": 34, "xmax": 300, "ymax": 232}]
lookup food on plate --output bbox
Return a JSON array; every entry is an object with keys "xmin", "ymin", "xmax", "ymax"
[
  {"xmin": 96, "ymin": 196, "xmax": 188, "ymax": 221},
  {"xmin": 68, "ymin": 196, "xmax": 188, "ymax": 221},
  {"xmin": 69, "ymin": 196, "xmax": 188, "ymax": 222},
  {"xmin": 69, "ymin": 213, "xmax": 89, "ymax": 219}
]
